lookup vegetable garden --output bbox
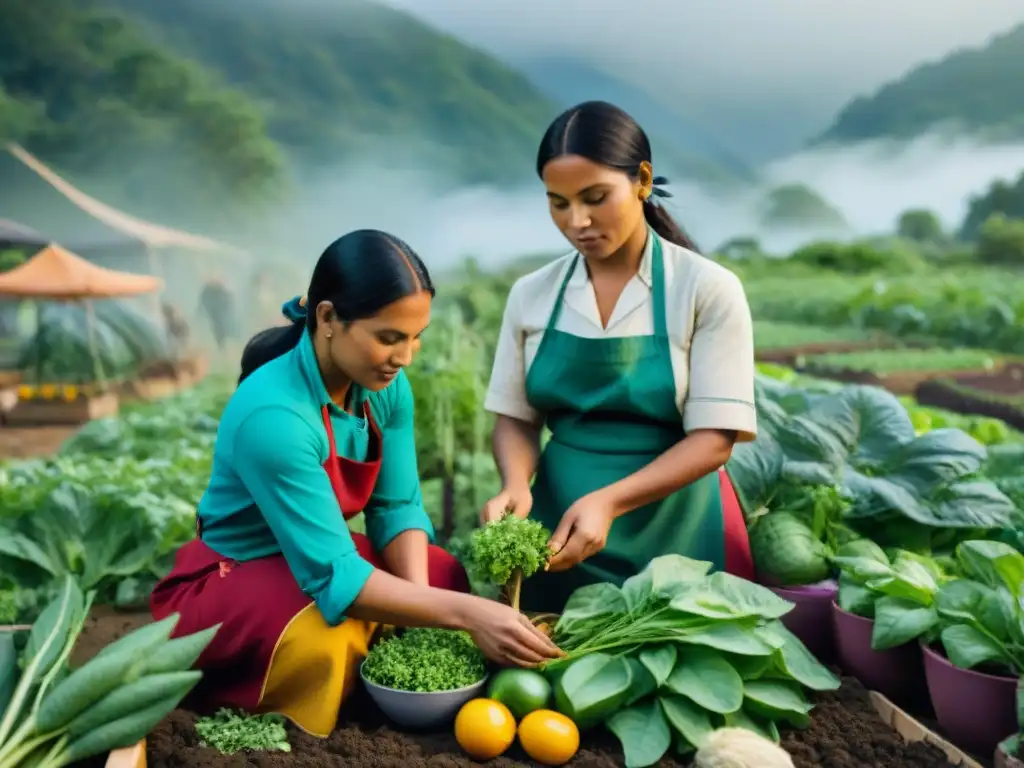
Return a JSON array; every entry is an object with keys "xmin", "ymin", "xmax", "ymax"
[{"xmin": 2, "ymin": 247, "xmax": 1024, "ymax": 767}]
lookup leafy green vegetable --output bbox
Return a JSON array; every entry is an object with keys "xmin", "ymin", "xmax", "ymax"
[
  {"xmin": 543, "ymin": 555, "xmax": 839, "ymax": 768},
  {"xmin": 194, "ymin": 709, "xmax": 291, "ymax": 755},
  {"xmin": 362, "ymin": 628, "xmax": 486, "ymax": 693},
  {"xmin": 467, "ymin": 514, "xmax": 550, "ymax": 610},
  {"xmin": 833, "ymin": 545, "xmax": 950, "ymax": 650}
]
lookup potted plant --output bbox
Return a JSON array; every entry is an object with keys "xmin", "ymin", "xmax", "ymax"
[
  {"xmin": 830, "ymin": 546, "xmax": 941, "ymax": 704},
  {"xmin": 923, "ymin": 540, "xmax": 1022, "ymax": 756},
  {"xmin": 0, "ymin": 576, "xmax": 217, "ymax": 767}
]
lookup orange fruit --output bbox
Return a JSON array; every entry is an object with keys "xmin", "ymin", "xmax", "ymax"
[
  {"xmin": 454, "ymin": 698, "xmax": 516, "ymax": 760},
  {"xmin": 518, "ymin": 709, "xmax": 580, "ymax": 766}
]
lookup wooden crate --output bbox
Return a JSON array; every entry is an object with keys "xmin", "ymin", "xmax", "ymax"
[
  {"xmin": 870, "ymin": 692, "xmax": 983, "ymax": 768},
  {"xmin": 5, "ymin": 392, "xmax": 119, "ymax": 425},
  {"xmin": 105, "ymin": 739, "xmax": 146, "ymax": 768}
]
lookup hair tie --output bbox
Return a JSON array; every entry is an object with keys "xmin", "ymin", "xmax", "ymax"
[
  {"xmin": 651, "ymin": 175, "xmax": 673, "ymax": 200},
  {"xmin": 281, "ymin": 295, "xmax": 306, "ymax": 325}
]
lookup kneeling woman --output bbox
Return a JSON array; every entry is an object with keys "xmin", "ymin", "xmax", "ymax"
[{"xmin": 152, "ymin": 230, "xmax": 559, "ymax": 737}]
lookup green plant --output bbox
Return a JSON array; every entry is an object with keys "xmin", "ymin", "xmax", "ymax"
[
  {"xmin": 362, "ymin": 629, "xmax": 486, "ymax": 693},
  {"xmin": 0, "ymin": 576, "xmax": 217, "ymax": 767},
  {"xmin": 467, "ymin": 514, "xmax": 551, "ymax": 610},
  {"xmin": 833, "ymin": 544, "xmax": 951, "ymax": 650},
  {"xmin": 194, "ymin": 709, "xmax": 291, "ymax": 755},
  {"xmin": 542, "ymin": 555, "xmax": 839, "ymax": 768}
]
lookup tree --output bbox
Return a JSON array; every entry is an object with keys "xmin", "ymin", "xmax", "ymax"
[
  {"xmin": 960, "ymin": 171, "xmax": 1024, "ymax": 240},
  {"xmin": 976, "ymin": 213, "xmax": 1024, "ymax": 265},
  {"xmin": 759, "ymin": 184, "xmax": 847, "ymax": 230},
  {"xmin": 896, "ymin": 209, "xmax": 944, "ymax": 243}
]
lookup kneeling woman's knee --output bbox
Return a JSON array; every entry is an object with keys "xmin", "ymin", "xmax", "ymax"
[{"xmin": 427, "ymin": 546, "xmax": 470, "ymax": 593}]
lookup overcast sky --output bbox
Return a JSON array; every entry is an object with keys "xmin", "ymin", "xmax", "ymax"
[{"xmin": 377, "ymin": 0, "xmax": 1024, "ymax": 154}]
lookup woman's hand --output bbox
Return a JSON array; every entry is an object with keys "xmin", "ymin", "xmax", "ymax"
[
  {"xmin": 459, "ymin": 596, "xmax": 563, "ymax": 667},
  {"xmin": 545, "ymin": 492, "xmax": 616, "ymax": 572},
  {"xmin": 480, "ymin": 484, "xmax": 533, "ymax": 524}
]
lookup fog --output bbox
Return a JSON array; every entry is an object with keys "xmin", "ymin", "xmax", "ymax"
[{"xmin": 264, "ymin": 134, "xmax": 1024, "ymax": 271}]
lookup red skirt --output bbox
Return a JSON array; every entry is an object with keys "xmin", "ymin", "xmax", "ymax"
[{"xmin": 151, "ymin": 533, "xmax": 469, "ymax": 736}]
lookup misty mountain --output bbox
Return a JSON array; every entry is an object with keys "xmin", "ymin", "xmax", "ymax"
[
  {"xmin": 815, "ymin": 23, "xmax": 1024, "ymax": 145},
  {"xmin": 514, "ymin": 57, "xmax": 757, "ymax": 187},
  {"xmin": 101, "ymin": 0, "xmax": 559, "ymax": 187}
]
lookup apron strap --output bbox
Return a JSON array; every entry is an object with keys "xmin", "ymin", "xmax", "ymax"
[
  {"xmin": 649, "ymin": 234, "xmax": 669, "ymax": 341},
  {"xmin": 321, "ymin": 405, "xmax": 339, "ymax": 462},
  {"xmin": 544, "ymin": 254, "xmax": 578, "ymax": 332}
]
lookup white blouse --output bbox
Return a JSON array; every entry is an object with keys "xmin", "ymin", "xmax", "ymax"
[{"xmin": 484, "ymin": 235, "xmax": 758, "ymax": 441}]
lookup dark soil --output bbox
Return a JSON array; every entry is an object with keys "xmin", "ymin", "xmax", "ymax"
[
  {"xmin": 916, "ymin": 374, "xmax": 1024, "ymax": 430},
  {"xmin": 72, "ymin": 611, "xmax": 965, "ymax": 768},
  {"xmin": 756, "ymin": 341, "xmax": 892, "ymax": 367}
]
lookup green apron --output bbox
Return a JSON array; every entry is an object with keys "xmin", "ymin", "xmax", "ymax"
[{"xmin": 521, "ymin": 233, "xmax": 726, "ymax": 613}]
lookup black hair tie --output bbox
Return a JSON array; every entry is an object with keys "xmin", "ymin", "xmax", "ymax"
[{"xmin": 651, "ymin": 175, "xmax": 673, "ymax": 199}]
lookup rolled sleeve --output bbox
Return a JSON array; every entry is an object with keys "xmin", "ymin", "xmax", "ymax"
[
  {"xmin": 365, "ymin": 372, "xmax": 435, "ymax": 549},
  {"xmin": 485, "ymin": 282, "xmax": 541, "ymax": 424},
  {"xmin": 234, "ymin": 407, "xmax": 374, "ymax": 625},
  {"xmin": 684, "ymin": 269, "xmax": 758, "ymax": 441}
]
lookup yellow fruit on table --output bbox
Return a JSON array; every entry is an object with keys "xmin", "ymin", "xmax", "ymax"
[
  {"xmin": 518, "ymin": 709, "xmax": 580, "ymax": 766},
  {"xmin": 454, "ymin": 698, "xmax": 516, "ymax": 760}
]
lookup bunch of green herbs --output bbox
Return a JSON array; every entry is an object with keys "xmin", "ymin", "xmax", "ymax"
[
  {"xmin": 467, "ymin": 513, "xmax": 551, "ymax": 610},
  {"xmin": 194, "ymin": 709, "xmax": 291, "ymax": 755},
  {"xmin": 362, "ymin": 628, "xmax": 486, "ymax": 692},
  {"xmin": 542, "ymin": 555, "xmax": 840, "ymax": 768}
]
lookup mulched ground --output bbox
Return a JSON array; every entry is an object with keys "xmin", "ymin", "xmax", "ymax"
[
  {"xmin": 916, "ymin": 366, "xmax": 1024, "ymax": 429},
  {"xmin": 73, "ymin": 610, "xmax": 965, "ymax": 768}
]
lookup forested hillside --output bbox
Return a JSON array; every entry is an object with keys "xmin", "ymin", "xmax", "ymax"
[
  {"xmin": 0, "ymin": 0, "xmax": 558, "ymax": 230},
  {"xmin": 815, "ymin": 23, "xmax": 1024, "ymax": 145}
]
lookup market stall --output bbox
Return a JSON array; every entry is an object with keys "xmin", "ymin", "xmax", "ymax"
[{"xmin": 0, "ymin": 243, "xmax": 162, "ymax": 424}]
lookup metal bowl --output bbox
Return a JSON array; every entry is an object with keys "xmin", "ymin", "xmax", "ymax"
[{"xmin": 359, "ymin": 660, "xmax": 490, "ymax": 730}]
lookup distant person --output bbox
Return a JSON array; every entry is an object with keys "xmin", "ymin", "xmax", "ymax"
[
  {"xmin": 152, "ymin": 230, "xmax": 560, "ymax": 737},
  {"xmin": 481, "ymin": 101, "xmax": 757, "ymax": 613},
  {"xmin": 161, "ymin": 302, "xmax": 190, "ymax": 356},
  {"xmin": 198, "ymin": 277, "xmax": 238, "ymax": 351}
]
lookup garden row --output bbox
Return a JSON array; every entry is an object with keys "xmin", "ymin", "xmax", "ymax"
[{"xmin": 2, "ymin": 368, "xmax": 1022, "ymax": 765}]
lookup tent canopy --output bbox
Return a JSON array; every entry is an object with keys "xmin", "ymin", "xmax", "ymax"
[
  {"xmin": 1, "ymin": 144, "xmax": 245, "ymax": 257},
  {"xmin": 0, "ymin": 243, "xmax": 162, "ymax": 300}
]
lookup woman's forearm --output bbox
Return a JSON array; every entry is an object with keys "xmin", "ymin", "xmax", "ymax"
[
  {"xmin": 492, "ymin": 415, "xmax": 541, "ymax": 490},
  {"xmin": 602, "ymin": 429, "xmax": 736, "ymax": 518},
  {"xmin": 380, "ymin": 529, "xmax": 430, "ymax": 586},
  {"xmin": 346, "ymin": 570, "xmax": 475, "ymax": 629}
]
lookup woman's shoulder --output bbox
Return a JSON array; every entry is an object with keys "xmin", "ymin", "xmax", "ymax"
[
  {"xmin": 222, "ymin": 360, "xmax": 319, "ymax": 438},
  {"xmin": 661, "ymin": 239, "xmax": 746, "ymax": 297}
]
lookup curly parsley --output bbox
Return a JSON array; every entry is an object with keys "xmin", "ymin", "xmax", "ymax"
[
  {"xmin": 362, "ymin": 628, "xmax": 486, "ymax": 692},
  {"xmin": 468, "ymin": 514, "xmax": 552, "ymax": 586}
]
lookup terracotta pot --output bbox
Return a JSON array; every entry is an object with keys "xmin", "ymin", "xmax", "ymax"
[
  {"xmin": 768, "ymin": 580, "xmax": 837, "ymax": 664},
  {"xmin": 104, "ymin": 739, "xmax": 146, "ymax": 768},
  {"xmin": 922, "ymin": 643, "xmax": 1018, "ymax": 755},
  {"xmin": 832, "ymin": 603, "xmax": 924, "ymax": 703}
]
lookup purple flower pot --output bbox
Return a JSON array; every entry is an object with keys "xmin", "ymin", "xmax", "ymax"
[
  {"xmin": 767, "ymin": 580, "xmax": 837, "ymax": 664},
  {"xmin": 831, "ymin": 602, "xmax": 924, "ymax": 703},
  {"xmin": 921, "ymin": 642, "xmax": 1018, "ymax": 755}
]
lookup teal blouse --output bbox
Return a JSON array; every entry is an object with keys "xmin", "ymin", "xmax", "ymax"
[{"xmin": 197, "ymin": 308, "xmax": 434, "ymax": 626}]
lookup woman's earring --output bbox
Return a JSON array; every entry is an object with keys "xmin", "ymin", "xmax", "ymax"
[{"xmin": 325, "ymin": 331, "xmax": 333, "ymax": 339}]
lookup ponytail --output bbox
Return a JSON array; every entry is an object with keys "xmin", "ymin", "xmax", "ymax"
[
  {"xmin": 643, "ymin": 199, "xmax": 701, "ymax": 253},
  {"xmin": 238, "ymin": 296, "xmax": 306, "ymax": 384}
]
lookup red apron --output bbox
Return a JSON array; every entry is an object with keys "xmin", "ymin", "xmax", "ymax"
[{"xmin": 151, "ymin": 403, "xmax": 469, "ymax": 729}]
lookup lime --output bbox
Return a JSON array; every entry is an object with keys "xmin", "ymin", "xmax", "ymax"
[{"xmin": 486, "ymin": 669, "xmax": 551, "ymax": 720}]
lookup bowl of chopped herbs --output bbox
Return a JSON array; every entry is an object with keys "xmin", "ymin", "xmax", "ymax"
[{"xmin": 360, "ymin": 627, "xmax": 489, "ymax": 729}]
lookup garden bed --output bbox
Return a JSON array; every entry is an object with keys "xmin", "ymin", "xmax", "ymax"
[
  {"xmin": 72, "ymin": 610, "xmax": 976, "ymax": 768},
  {"xmin": 798, "ymin": 349, "xmax": 1006, "ymax": 396},
  {"xmin": 916, "ymin": 367, "xmax": 1024, "ymax": 429},
  {"xmin": 753, "ymin": 322, "xmax": 895, "ymax": 366}
]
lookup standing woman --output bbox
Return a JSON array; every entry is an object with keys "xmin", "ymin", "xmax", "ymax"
[
  {"xmin": 482, "ymin": 102, "xmax": 757, "ymax": 613},
  {"xmin": 153, "ymin": 230, "xmax": 560, "ymax": 737}
]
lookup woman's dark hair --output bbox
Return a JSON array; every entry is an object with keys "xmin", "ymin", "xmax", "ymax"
[
  {"xmin": 238, "ymin": 229, "xmax": 434, "ymax": 383},
  {"xmin": 536, "ymin": 100, "xmax": 700, "ymax": 252}
]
